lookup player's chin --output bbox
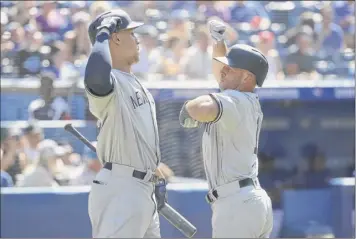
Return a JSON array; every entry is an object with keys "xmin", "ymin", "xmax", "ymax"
[
  {"xmin": 218, "ymin": 77, "xmax": 224, "ymax": 85},
  {"xmin": 132, "ymin": 54, "xmax": 140, "ymax": 64},
  {"xmin": 218, "ymin": 79, "xmax": 227, "ymax": 90}
]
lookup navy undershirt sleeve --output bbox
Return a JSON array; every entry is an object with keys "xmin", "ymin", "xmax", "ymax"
[{"xmin": 84, "ymin": 32, "xmax": 114, "ymax": 97}]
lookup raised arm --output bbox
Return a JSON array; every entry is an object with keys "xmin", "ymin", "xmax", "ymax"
[
  {"xmin": 208, "ymin": 20, "xmax": 228, "ymax": 82},
  {"xmin": 85, "ymin": 17, "xmax": 121, "ymax": 97},
  {"xmin": 212, "ymin": 40, "xmax": 228, "ymax": 83},
  {"xmin": 85, "ymin": 29, "xmax": 113, "ymax": 96}
]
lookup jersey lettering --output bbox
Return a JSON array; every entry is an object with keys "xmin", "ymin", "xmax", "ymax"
[
  {"xmin": 130, "ymin": 91, "xmax": 150, "ymax": 109},
  {"xmin": 85, "ymin": 69, "xmax": 159, "ymax": 170}
]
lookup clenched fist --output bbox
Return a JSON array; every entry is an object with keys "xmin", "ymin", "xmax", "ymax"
[
  {"xmin": 208, "ymin": 20, "xmax": 226, "ymax": 42},
  {"xmin": 96, "ymin": 16, "xmax": 122, "ymax": 35}
]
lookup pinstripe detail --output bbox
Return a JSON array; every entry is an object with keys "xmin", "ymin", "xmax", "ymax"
[{"xmin": 209, "ymin": 93, "xmax": 223, "ymax": 123}]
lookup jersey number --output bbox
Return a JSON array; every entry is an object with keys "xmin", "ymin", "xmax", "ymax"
[{"xmin": 254, "ymin": 117, "xmax": 261, "ymax": 154}]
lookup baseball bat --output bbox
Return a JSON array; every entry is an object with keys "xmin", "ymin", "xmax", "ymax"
[
  {"xmin": 64, "ymin": 124, "xmax": 197, "ymax": 238},
  {"xmin": 64, "ymin": 124, "xmax": 97, "ymax": 153},
  {"xmin": 160, "ymin": 203, "xmax": 197, "ymax": 238}
]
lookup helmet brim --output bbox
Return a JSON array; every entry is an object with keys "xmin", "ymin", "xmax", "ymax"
[
  {"xmin": 125, "ymin": 21, "xmax": 144, "ymax": 30},
  {"xmin": 213, "ymin": 56, "xmax": 232, "ymax": 67}
]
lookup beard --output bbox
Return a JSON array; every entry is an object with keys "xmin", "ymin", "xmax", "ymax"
[{"xmin": 128, "ymin": 52, "xmax": 140, "ymax": 65}]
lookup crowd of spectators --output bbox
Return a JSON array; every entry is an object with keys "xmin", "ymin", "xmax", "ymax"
[
  {"xmin": 1, "ymin": 1, "xmax": 354, "ymax": 81},
  {"xmin": 0, "ymin": 123, "xmax": 82, "ymax": 187},
  {"xmin": 0, "ymin": 122, "xmax": 175, "ymax": 188}
]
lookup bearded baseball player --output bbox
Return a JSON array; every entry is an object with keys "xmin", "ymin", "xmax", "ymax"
[
  {"xmin": 84, "ymin": 9, "xmax": 165, "ymax": 238},
  {"xmin": 179, "ymin": 20, "xmax": 273, "ymax": 238}
]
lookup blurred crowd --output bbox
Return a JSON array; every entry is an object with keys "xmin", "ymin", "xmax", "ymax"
[
  {"xmin": 1, "ymin": 123, "xmax": 95, "ymax": 187},
  {"xmin": 1, "ymin": 1, "xmax": 355, "ymax": 82},
  {"xmin": 0, "ymin": 122, "xmax": 174, "ymax": 188}
]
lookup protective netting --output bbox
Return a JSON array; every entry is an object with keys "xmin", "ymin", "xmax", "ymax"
[{"xmin": 156, "ymin": 96, "xmax": 206, "ymax": 179}]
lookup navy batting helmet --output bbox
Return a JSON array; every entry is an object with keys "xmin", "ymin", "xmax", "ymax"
[
  {"xmin": 214, "ymin": 44, "xmax": 269, "ymax": 87},
  {"xmin": 88, "ymin": 9, "xmax": 144, "ymax": 45}
]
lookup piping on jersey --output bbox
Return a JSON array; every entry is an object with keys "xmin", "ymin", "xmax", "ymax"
[{"xmin": 133, "ymin": 76, "xmax": 161, "ymax": 167}]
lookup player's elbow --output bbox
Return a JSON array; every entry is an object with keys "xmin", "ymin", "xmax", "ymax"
[
  {"xmin": 84, "ymin": 52, "xmax": 113, "ymax": 96},
  {"xmin": 185, "ymin": 95, "xmax": 219, "ymax": 123}
]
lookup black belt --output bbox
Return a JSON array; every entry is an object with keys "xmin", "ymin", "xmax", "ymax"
[
  {"xmin": 103, "ymin": 162, "xmax": 155, "ymax": 181},
  {"xmin": 206, "ymin": 178, "xmax": 255, "ymax": 203}
]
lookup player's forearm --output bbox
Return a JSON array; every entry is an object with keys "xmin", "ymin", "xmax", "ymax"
[
  {"xmin": 185, "ymin": 95, "xmax": 219, "ymax": 123},
  {"xmin": 84, "ymin": 30, "xmax": 114, "ymax": 96},
  {"xmin": 212, "ymin": 40, "xmax": 227, "ymax": 82},
  {"xmin": 213, "ymin": 40, "xmax": 228, "ymax": 58}
]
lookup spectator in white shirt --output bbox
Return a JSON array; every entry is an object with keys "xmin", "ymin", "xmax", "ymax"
[
  {"xmin": 17, "ymin": 139, "xmax": 62, "ymax": 187},
  {"xmin": 181, "ymin": 26, "xmax": 213, "ymax": 79},
  {"xmin": 22, "ymin": 123, "xmax": 44, "ymax": 165}
]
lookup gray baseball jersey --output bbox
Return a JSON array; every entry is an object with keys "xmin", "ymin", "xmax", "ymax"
[
  {"xmin": 202, "ymin": 89, "xmax": 263, "ymax": 189},
  {"xmin": 85, "ymin": 69, "xmax": 160, "ymax": 171}
]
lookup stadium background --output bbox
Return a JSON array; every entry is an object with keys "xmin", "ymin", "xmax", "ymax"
[{"xmin": 0, "ymin": 1, "xmax": 355, "ymax": 238}]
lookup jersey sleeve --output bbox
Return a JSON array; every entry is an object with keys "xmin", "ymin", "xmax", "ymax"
[
  {"xmin": 84, "ymin": 75, "xmax": 116, "ymax": 120},
  {"xmin": 209, "ymin": 90, "xmax": 247, "ymax": 128}
]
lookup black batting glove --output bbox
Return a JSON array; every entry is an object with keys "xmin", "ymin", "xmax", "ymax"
[
  {"xmin": 96, "ymin": 16, "xmax": 122, "ymax": 35},
  {"xmin": 155, "ymin": 178, "xmax": 168, "ymax": 211}
]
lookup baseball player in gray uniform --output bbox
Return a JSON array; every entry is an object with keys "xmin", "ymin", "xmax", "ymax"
[
  {"xmin": 179, "ymin": 20, "xmax": 273, "ymax": 238},
  {"xmin": 84, "ymin": 9, "xmax": 164, "ymax": 238}
]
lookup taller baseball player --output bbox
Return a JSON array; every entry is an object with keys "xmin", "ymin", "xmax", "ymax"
[
  {"xmin": 84, "ymin": 9, "xmax": 163, "ymax": 238},
  {"xmin": 179, "ymin": 20, "xmax": 273, "ymax": 238}
]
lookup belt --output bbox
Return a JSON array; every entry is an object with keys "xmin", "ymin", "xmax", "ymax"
[
  {"xmin": 205, "ymin": 178, "xmax": 259, "ymax": 204},
  {"xmin": 103, "ymin": 162, "xmax": 158, "ymax": 183}
]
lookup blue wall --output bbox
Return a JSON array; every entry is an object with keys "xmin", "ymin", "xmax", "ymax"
[{"xmin": 1, "ymin": 179, "xmax": 354, "ymax": 238}]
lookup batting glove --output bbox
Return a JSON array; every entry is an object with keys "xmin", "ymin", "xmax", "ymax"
[
  {"xmin": 208, "ymin": 20, "xmax": 226, "ymax": 42},
  {"xmin": 96, "ymin": 16, "xmax": 122, "ymax": 35},
  {"xmin": 155, "ymin": 178, "xmax": 168, "ymax": 211},
  {"xmin": 179, "ymin": 102, "xmax": 200, "ymax": 128}
]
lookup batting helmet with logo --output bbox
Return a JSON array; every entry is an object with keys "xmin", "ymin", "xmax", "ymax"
[
  {"xmin": 214, "ymin": 44, "xmax": 269, "ymax": 87},
  {"xmin": 88, "ymin": 9, "xmax": 144, "ymax": 45}
]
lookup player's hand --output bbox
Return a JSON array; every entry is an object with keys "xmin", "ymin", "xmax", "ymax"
[
  {"xmin": 179, "ymin": 102, "xmax": 200, "ymax": 128},
  {"xmin": 208, "ymin": 20, "xmax": 226, "ymax": 42},
  {"xmin": 155, "ymin": 178, "xmax": 168, "ymax": 211},
  {"xmin": 96, "ymin": 16, "xmax": 122, "ymax": 35},
  {"xmin": 181, "ymin": 117, "xmax": 200, "ymax": 128}
]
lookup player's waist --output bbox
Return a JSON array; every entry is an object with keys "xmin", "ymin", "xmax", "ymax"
[
  {"xmin": 206, "ymin": 178, "xmax": 261, "ymax": 204},
  {"xmin": 102, "ymin": 162, "xmax": 158, "ymax": 183}
]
